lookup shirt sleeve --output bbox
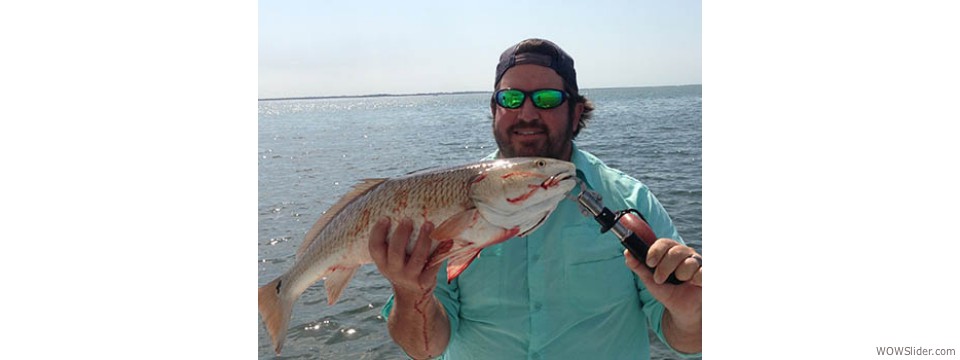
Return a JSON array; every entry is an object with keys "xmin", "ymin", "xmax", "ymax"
[
  {"xmin": 379, "ymin": 266, "xmax": 461, "ymax": 356},
  {"xmin": 624, "ymin": 180, "xmax": 683, "ymax": 245}
]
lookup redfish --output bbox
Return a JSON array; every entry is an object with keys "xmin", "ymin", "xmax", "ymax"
[{"xmin": 258, "ymin": 157, "xmax": 576, "ymax": 354}]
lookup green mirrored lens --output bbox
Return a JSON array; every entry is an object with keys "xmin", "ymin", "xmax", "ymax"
[
  {"xmin": 532, "ymin": 90, "xmax": 564, "ymax": 109},
  {"xmin": 497, "ymin": 90, "xmax": 525, "ymax": 108}
]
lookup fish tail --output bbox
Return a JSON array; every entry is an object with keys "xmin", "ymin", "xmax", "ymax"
[{"xmin": 258, "ymin": 277, "xmax": 295, "ymax": 354}]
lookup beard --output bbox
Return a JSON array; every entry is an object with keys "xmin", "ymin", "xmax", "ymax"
[{"xmin": 493, "ymin": 118, "xmax": 575, "ymax": 160}]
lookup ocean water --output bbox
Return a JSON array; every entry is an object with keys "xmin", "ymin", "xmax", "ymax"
[{"xmin": 258, "ymin": 85, "xmax": 702, "ymax": 359}]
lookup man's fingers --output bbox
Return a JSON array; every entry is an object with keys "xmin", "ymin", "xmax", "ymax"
[
  {"xmin": 387, "ymin": 218, "xmax": 414, "ymax": 272},
  {"xmin": 645, "ymin": 238, "xmax": 677, "ymax": 268},
  {"xmin": 654, "ymin": 245, "xmax": 691, "ymax": 284},
  {"xmin": 368, "ymin": 217, "xmax": 390, "ymax": 266},
  {"xmin": 405, "ymin": 221, "xmax": 435, "ymax": 276},
  {"xmin": 643, "ymin": 239, "xmax": 702, "ymax": 285},
  {"xmin": 673, "ymin": 255, "xmax": 702, "ymax": 282}
]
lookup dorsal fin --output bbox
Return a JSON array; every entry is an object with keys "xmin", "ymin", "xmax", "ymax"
[
  {"xmin": 296, "ymin": 178, "xmax": 387, "ymax": 260},
  {"xmin": 403, "ymin": 166, "xmax": 439, "ymax": 176}
]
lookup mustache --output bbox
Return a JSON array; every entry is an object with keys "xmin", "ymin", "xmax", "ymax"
[{"xmin": 508, "ymin": 120, "xmax": 548, "ymax": 133}]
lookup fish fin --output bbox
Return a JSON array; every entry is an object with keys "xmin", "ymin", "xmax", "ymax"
[
  {"xmin": 431, "ymin": 208, "xmax": 480, "ymax": 241},
  {"xmin": 258, "ymin": 277, "xmax": 296, "ymax": 354},
  {"xmin": 323, "ymin": 265, "xmax": 359, "ymax": 305},
  {"xmin": 430, "ymin": 239, "xmax": 454, "ymax": 262},
  {"xmin": 440, "ymin": 226, "xmax": 520, "ymax": 283},
  {"xmin": 426, "ymin": 208, "xmax": 479, "ymax": 269},
  {"xmin": 428, "ymin": 211, "xmax": 522, "ymax": 269},
  {"xmin": 297, "ymin": 178, "xmax": 387, "ymax": 260},
  {"xmin": 446, "ymin": 248, "xmax": 482, "ymax": 283},
  {"xmin": 404, "ymin": 166, "xmax": 440, "ymax": 176}
]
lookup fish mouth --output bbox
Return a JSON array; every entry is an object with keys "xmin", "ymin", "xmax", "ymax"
[{"xmin": 540, "ymin": 172, "xmax": 574, "ymax": 189}]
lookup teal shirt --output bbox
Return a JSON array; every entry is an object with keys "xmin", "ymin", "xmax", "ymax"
[{"xmin": 382, "ymin": 144, "xmax": 699, "ymax": 359}]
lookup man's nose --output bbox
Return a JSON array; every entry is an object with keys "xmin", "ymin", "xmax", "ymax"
[{"xmin": 518, "ymin": 97, "xmax": 539, "ymax": 120}]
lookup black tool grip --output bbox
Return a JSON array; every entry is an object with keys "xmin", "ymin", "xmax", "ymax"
[
  {"xmin": 622, "ymin": 232, "xmax": 683, "ymax": 285},
  {"xmin": 591, "ymin": 204, "xmax": 684, "ymax": 285}
]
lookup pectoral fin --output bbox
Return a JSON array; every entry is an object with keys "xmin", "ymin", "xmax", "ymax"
[
  {"xmin": 432, "ymin": 208, "xmax": 480, "ymax": 241},
  {"xmin": 445, "ymin": 248, "xmax": 482, "ymax": 283},
  {"xmin": 429, "ymin": 208, "xmax": 523, "ymax": 282},
  {"xmin": 440, "ymin": 226, "xmax": 520, "ymax": 283}
]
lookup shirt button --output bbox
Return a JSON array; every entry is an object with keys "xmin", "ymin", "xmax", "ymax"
[
  {"xmin": 531, "ymin": 254, "xmax": 540, "ymax": 262},
  {"xmin": 533, "ymin": 302, "xmax": 542, "ymax": 311},
  {"xmin": 532, "ymin": 352, "xmax": 542, "ymax": 360}
]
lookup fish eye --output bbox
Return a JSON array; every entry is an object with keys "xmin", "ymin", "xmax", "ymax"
[{"xmin": 536, "ymin": 160, "xmax": 545, "ymax": 167}]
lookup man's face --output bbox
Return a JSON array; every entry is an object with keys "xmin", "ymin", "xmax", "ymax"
[{"xmin": 493, "ymin": 64, "xmax": 583, "ymax": 161}]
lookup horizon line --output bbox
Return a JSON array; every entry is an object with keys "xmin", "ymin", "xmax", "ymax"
[{"xmin": 258, "ymin": 84, "xmax": 702, "ymax": 102}]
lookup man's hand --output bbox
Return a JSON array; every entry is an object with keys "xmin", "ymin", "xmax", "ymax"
[
  {"xmin": 624, "ymin": 240, "xmax": 702, "ymax": 312},
  {"xmin": 368, "ymin": 217, "xmax": 443, "ymax": 296},
  {"xmin": 621, "ymin": 218, "xmax": 702, "ymax": 354},
  {"xmin": 367, "ymin": 217, "xmax": 450, "ymax": 359},
  {"xmin": 624, "ymin": 240, "xmax": 702, "ymax": 354}
]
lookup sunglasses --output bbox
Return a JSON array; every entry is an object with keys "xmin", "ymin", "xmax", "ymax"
[{"xmin": 494, "ymin": 88, "xmax": 568, "ymax": 110}]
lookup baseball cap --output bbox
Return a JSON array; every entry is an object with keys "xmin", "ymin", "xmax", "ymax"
[{"xmin": 494, "ymin": 38, "xmax": 578, "ymax": 94}]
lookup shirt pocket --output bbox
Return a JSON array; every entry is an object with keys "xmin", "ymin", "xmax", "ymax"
[{"xmin": 561, "ymin": 226, "xmax": 638, "ymax": 309}]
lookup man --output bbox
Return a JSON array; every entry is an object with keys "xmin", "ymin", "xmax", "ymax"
[{"xmin": 368, "ymin": 38, "xmax": 702, "ymax": 359}]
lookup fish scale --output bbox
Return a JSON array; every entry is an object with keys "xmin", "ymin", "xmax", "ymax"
[{"xmin": 258, "ymin": 157, "xmax": 576, "ymax": 354}]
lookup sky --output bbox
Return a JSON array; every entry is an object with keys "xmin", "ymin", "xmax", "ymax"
[{"xmin": 258, "ymin": 0, "xmax": 701, "ymax": 99}]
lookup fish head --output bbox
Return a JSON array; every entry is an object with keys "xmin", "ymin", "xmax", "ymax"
[{"xmin": 469, "ymin": 157, "xmax": 577, "ymax": 237}]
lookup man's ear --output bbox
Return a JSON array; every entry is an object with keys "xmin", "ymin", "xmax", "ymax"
[{"xmin": 572, "ymin": 101, "xmax": 584, "ymax": 133}]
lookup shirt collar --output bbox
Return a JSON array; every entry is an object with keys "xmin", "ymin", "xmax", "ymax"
[{"xmin": 569, "ymin": 142, "xmax": 601, "ymax": 191}]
